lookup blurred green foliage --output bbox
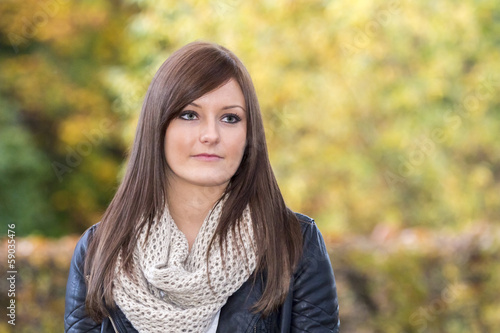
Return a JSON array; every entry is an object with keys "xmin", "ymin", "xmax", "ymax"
[
  {"xmin": 0, "ymin": 0, "xmax": 499, "ymax": 331},
  {"xmin": 0, "ymin": 0, "xmax": 137, "ymax": 236},
  {"xmin": 1, "ymin": 0, "xmax": 499, "ymax": 236},
  {"xmin": 330, "ymin": 223, "xmax": 500, "ymax": 332},
  {"xmin": 0, "ymin": 236, "xmax": 77, "ymax": 332},
  {"xmin": 1, "ymin": 226, "xmax": 500, "ymax": 332}
]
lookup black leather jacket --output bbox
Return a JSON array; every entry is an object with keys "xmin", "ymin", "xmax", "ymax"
[{"xmin": 65, "ymin": 213, "xmax": 340, "ymax": 332}]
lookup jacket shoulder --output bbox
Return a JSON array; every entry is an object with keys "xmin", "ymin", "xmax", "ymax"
[
  {"xmin": 69, "ymin": 223, "xmax": 99, "ymax": 275},
  {"xmin": 290, "ymin": 212, "xmax": 340, "ymax": 332},
  {"xmin": 64, "ymin": 223, "xmax": 101, "ymax": 332},
  {"xmin": 294, "ymin": 212, "xmax": 314, "ymax": 224},
  {"xmin": 293, "ymin": 212, "xmax": 319, "ymax": 236},
  {"xmin": 79, "ymin": 223, "xmax": 99, "ymax": 248}
]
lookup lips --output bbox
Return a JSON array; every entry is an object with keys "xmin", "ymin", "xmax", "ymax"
[{"xmin": 192, "ymin": 153, "xmax": 223, "ymax": 161}]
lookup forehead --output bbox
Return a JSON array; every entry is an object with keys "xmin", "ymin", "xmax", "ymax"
[{"xmin": 192, "ymin": 79, "xmax": 245, "ymax": 107}]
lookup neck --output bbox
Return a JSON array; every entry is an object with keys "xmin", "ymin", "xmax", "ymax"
[{"xmin": 166, "ymin": 178, "xmax": 227, "ymax": 249}]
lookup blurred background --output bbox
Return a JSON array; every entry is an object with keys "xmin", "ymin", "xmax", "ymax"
[{"xmin": 0, "ymin": 0, "xmax": 499, "ymax": 331}]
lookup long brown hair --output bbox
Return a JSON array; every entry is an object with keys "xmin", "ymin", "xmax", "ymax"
[{"xmin": 84, "ymin": 41, "xmax": 303, "ymax": 320}]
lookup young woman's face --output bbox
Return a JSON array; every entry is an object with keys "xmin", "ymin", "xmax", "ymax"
[{"xmin": 164, "ymin": 78, "xmax": 247, "ymax": 190}]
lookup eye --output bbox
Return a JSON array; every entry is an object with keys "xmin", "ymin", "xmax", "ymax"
[
  {"xmin": 179, "ymin": 111, "xmax": 198, "ymax": 120},
  {"xmin": 222, "ymin": 113, "xmax": 242, "ymax": 124}
]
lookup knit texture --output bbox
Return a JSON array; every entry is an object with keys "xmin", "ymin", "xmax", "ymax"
[{"xmin": 112, "ymin": 199, "xmax": 256, "ymax": 332}]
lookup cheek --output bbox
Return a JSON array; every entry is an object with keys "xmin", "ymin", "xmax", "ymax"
[
  {"xmin": 164, "ymin": 129, "xmax": 183, "ymax": 166},
  {"xmin": 231, "ymin": 131, "xmax": 247, "ymax": 162}
]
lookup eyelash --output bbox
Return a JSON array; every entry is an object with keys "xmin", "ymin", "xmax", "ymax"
[
  {"xmin": 179, "ymin": 111, "xmax": 242, "ymax": 123},
  {"xmin": 222, "ymin": 113, "xmax": 242, "ymax": 123},
  {"xmin": 179, "ymin": 111, "xmax": 198, "ymax": 120}
]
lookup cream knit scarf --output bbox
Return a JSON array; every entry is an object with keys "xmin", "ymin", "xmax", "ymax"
[{"xmin": 112, "ymin": 199, "xmax": 256, "ymax": 333}]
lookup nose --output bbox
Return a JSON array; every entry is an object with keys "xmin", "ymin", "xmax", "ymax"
[{"xmin": 199, "ymin": 118, "xmax": 220, "ymax": 144}]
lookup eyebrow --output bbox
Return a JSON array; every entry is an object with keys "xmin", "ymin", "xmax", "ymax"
[{"xmin": 189, "ymin": 102, "xmax": 246, "ymax": 112}]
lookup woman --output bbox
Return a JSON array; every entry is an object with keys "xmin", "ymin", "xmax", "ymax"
[{"xmin": 65, "ymin": 41, "xmax": 339, "ymax": 332}]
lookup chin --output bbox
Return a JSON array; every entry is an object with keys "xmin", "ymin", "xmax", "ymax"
[{"xmin": 194, "ymin": 179, "xmax": 231, "ymax": 188}]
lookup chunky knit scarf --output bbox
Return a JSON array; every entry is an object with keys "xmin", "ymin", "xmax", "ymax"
[{"xmin": 112, "ymin": 200, "xmax": 256, "ymax": 333}]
